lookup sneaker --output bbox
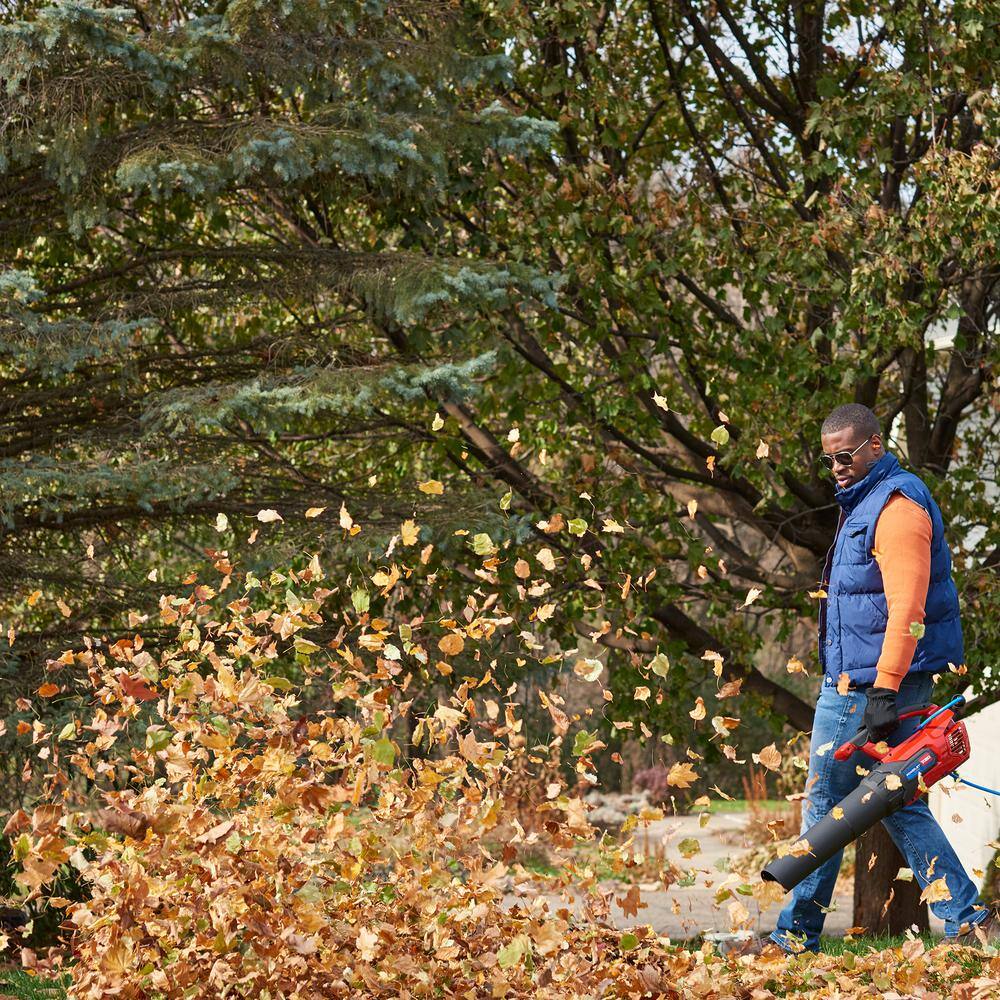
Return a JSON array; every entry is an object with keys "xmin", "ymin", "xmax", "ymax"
[
  {"xmin": 953, "ymin": 903, "xmax": 1000, "ymax": 949},
  {"xmin": 728, "ymin": 934, "xmax": 791, "ymax": 959}
]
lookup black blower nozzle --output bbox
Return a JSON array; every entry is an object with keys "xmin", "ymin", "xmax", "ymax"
[{"xmin": 761, "ymin": 766, "xmax": 912, "ymax": 890}]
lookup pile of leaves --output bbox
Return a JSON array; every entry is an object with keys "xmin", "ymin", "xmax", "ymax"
[{"xmin": 3, "ymin": 551, "xmax": 999, "ymax": 998}]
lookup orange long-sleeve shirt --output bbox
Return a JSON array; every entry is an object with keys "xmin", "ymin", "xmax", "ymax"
[{"xmin": 871, "ymin": 493, "xmax": 932, "ymax": 690}]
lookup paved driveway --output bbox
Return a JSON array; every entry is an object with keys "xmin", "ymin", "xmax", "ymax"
[{"xmin": 503, "ymin": 811, "xmax": 945, "ymax": 940}]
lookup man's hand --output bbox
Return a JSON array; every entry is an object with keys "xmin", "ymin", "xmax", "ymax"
[{"xmin": 864, "ymin": 686, "xmax": 899, "ymax": 742}]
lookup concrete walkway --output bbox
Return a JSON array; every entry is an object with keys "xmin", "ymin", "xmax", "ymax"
[{"xmin": 503, "ymin": 811, "xmax": 945, "ymax": 940}]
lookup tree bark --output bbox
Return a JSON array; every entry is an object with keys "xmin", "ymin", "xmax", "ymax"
[{"xmin": 853, "ymin": 822, "xmax": 929, "ymax": 934}]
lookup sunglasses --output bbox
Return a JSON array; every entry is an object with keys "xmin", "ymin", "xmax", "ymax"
[{"xmin": 819, "ymin": 435, "xmax": 873, "ymax": 471}]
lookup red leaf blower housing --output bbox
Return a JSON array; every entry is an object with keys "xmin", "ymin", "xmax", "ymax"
[{"xmin": 761, "ymin": 697, "xmax": 971, "ymax": 891}]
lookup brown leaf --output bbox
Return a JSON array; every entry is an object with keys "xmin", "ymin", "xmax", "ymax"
[
  {"xmin": 119, "ymin": 674, "xmax": 158, "ymax": 702},
  {"xmin": 94, "ymin": 808, "xmax": 153, "ymax": 840},
  {"xmin": 438, "ymin": 633, "xmax": 465, "ymax": 656}
]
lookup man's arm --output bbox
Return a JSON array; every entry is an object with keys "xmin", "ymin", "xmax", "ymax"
[{"xmin": 871, "ymin": 493, "xmax": 933, "ymax": 691}]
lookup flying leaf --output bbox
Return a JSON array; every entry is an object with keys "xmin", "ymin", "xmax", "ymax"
[
  {"xmin": 602, "ymin": 518, "xmax": 625, "ymax": 533},
  {"xmin": 687, "ymin": 499, "xmax": 698, "ymax": 519},
  {"xmin": 339, "ymin": 503, "xmax": 354, "ymax": 531},
  {"xmin": 753, "ymin": 743, "xmax": 781, "ymax": 771},
  {"xmin": 418, "ymin": 480, "xmax": 444, "ymax": 495},
  {"xmin": 305, "ymin": 506, "xmax": 326, "ymax": 518},
  {"xmin": 667, "ymin": 762, "xmax": 699, "ymax": 788},
  {"xmin": 756, "ymin": 439, "xmax": 770, "ymax": 459},
  {"xmin": 652, "ymin": 392, "xmax": 670, "ymax": 411},
  {"xmin": 214, "ymin": 513, "xmax": 229, "ymax": 532},
  {"xmin": 786, "ymin": 656, "xmax": 806, "ymax": 674},
  {"xmin": 400, "ymin": 520, "xmax": 419, "ymax": 545},
  {"xmin": 710, "ymin": 424, "xmax": 730, "ymax": 446},
  {"xmin": 678, "ymin": 837, "xmax": 700, "ymax": 859},
  {"xmin": 431, "ymin": 413, "xmax": 444, "ymax": 431},
  {"xmin": 36, "ymin": 683, "xmax": 59, "ymax": 698},
  {"xmin": 634, "ymin": 686, "xmax": 650, "ymax": 702},
  {"xmin": 438, "ymin": 633, "xmax": 465, "ymax": 656},
  {"xmin": 472, "ymin": 533, "xmax": 496, "ymax": 556},
  {"xmin": 567, "ymin": 517, "xmax": 588, "ymax": 536},
  {"xmin": 536, "ymin": 548, "xmax": 556, "ymax": 571},
  {"xmin": 909, "ymin": 621, "xmax": 926, "ymax": 640},
  {"xmin": 741, "ymin": 587, "xmax": 763, "ymax": 607},
  {"xmin": 689, "ymin": 697, "xmax": 706, "ymax": 721},
  {"xmin": 649, "ymin": 652, "xmax": 670, "ymax": 677},
  {"xmin": 256, "ymin": 509, "xmax": 282, "ymax": 523},
  {"xmin": 919, "ymin": 877, "xmax": 951, "ymax": 904},
  {"xmin": 574, "ymin": 658, "xmax": 603, "ymax": 683}
]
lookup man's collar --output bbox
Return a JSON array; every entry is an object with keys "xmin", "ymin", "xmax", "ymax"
[{"xmin": 834, "ymin": 451, "xmax": 899, "ymax": 514}]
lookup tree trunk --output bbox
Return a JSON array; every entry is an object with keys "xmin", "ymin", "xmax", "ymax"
[{"xmin": 853, "ymin": 822, "xmax": 929, "ymax": 934}]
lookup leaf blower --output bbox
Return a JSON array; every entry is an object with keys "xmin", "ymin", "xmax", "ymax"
[{"xmin": 761, "ymin": 697, "xmax": 971, "ymax": 892}]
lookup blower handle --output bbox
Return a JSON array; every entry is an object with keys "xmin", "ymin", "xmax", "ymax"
[{"xmin": 833, "ymin": 703, "xmax": 938, "ymax": 762}]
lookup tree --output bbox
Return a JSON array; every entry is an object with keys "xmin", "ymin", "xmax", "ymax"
[
  {"xmin": 2, "ymin": 0, "xmax": 998, "ymax": 933},
  {"xmin": 0, "ymin": 0, "xmax": 557, "ymax": 686}
]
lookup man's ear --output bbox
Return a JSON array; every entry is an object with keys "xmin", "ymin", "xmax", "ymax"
[{"xmin": 871, "ymin": 434, "xmax": 882, "ymax": 453}]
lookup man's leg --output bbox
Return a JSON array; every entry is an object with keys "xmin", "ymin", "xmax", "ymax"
[
  {"xmin": 878, "ymin": 672, "xmax": 986, "ymax": 936},
  {"xmin": 770, "ymin": 682, "xmax": 866, "ymax": 953}
]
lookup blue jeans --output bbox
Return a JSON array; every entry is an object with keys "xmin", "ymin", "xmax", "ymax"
[{"xmin": 770, "ymin": 672, "xmax": 985, "ymax": 953}]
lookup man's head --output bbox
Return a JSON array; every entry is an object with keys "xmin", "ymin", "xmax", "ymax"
[{"xmin": 820, "ymin": 404, "xmax": 883, "ymax": 489}]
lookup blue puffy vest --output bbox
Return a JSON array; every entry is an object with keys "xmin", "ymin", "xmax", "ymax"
[{"xmin": 819, "ymin": 451, "xmax": 964, "ymax": 688}]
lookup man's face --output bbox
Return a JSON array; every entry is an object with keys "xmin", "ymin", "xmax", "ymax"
[{"xmin": 820, "ymin": 428, "xmax": 882, "ymax": 490}]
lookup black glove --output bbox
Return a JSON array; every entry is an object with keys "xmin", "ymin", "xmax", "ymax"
[{"xmin": 863, "ymin": 686, "xmax": 899, "ymax": 742}]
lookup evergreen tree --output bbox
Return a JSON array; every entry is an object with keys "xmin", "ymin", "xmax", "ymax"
[{"xmin": 0, "ymin": 1, "xmax": 557, "ymax": 679}]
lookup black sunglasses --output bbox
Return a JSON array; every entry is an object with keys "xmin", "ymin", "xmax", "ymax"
[{"xmin": 819, "ymin": 435, "xmax": 873, "ymax": 471}]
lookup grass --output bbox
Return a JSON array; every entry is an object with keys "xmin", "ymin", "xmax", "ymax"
[
  {"xmin": 0, "ymin": 968, "xmax": 69, "ymax": 1000},
  {"xmin": 816, "ymin": 931, "xmax": 938, "ymax": 955},
  {"xmin": 707, "ymin": 798, "xmax": 789, "ymax": 813}
]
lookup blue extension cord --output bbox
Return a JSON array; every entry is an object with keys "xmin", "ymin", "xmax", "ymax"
[{"xmin": 912, "ymin": 695, "xmax": 1000, "ymax": 797}]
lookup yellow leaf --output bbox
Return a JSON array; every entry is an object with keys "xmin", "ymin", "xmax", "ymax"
[
  {"xmin": 26, "ymin": 590, "xmax": 42, "ymax": 607},
  {"xmin": 601, "ymin": 518, "xmax": 625, "ymax": 533},
  {"xmin": 742, "ymin": 587, "xmax": 763, "ymax": 607},
  {"xmin": 687, "ymin": 499, "xmax": 698, "ymax": 519},
  {"xmin": 339, "ymin": 503, "xmax": 354, "ymax": 530},
  {"xmin": 652, "ymin": 392, "xmax": 670, "ymax": 411},
  {"xmin": 256, "ymin": 508, "xmax": 283, "ymax": 523},
  {"xmin": 633, "ymin": 686, "xmax": 650, "ymax": 702},
  {"xmin": 400, "ymin": 519, "xmax": 419, "ymax": 545},
  {"xmin": 919, "ymin": 877, "xmax": 951, "ymax": 904},
  {"xmin": 666, "ymin": 761, "xmax": 699, "ymax": 788},
  {"xmin": 305, "ymin": 506, "xmax": 326, "ymax": 518},
  {"xmin": 756, "ymin": 439, "xmax": 770, "ymax": 459},
  {"xmin": 536, "ymin": 548, "xmax": 556, "ymax": 571},
  {"xmin": 689, "ymin": 696, "xmax": 706, "ymax": 721},
  {"xmin": 56, "ymin": 599, "xmax": 72, "ymax": 618},
  {"xmin": 786, "ymin": 656, "xmax": 806, "ymax": 674},
  {"xmin": 37, "ymin": 683, "xmax": 60, "ymax": 698},
  {"xmin": 418, "ymin": 480, "xmax": 444, "ymax": 495}
]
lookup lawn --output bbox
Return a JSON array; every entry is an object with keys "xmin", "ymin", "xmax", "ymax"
[{"xmin": 0, "ymin": 968, "xmax": 69, "ymax": 999}]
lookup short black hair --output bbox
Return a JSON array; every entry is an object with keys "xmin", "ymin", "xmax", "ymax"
[{"xmin": 821, "ymin": 403, "xmax": 880, "ymax": 440}]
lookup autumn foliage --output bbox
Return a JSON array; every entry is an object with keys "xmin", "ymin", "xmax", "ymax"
[{"xmin": 6, "ymin": 553, "xmax": 1000, "ymax": 998}]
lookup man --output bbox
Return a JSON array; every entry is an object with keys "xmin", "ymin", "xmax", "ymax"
[{"xmin": 753, "ymin": 403, "xmax": 995, "ymax": 955}]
